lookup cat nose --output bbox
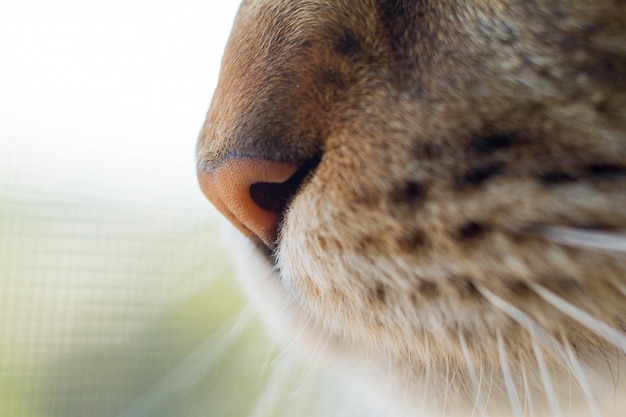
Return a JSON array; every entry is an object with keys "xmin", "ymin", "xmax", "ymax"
[{"xmin": 197, "ymin": 158, "xmax": 299, "ymax": 248}]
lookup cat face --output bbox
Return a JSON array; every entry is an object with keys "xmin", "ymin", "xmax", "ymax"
[{"xmin": 197, "ymin": 1, "xmax": 626, "ymax": 415}]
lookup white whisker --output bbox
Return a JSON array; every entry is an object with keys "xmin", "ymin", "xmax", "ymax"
[
  {"xmin": 477, "ymin": 286, "xmax": 570, "ymax": 367},
  {"xmin": 247, "ymin": 353, "xmax": 292, "ymax": 417},
  {"xmin": 271, "ymin": 311, "xmax": 314, "ymax": 365},
  {"xmin": 416, "ymin": 334, "xmax": 432, "ymax": 416},
  {"xmin": 256, "ymin": 339, "xmax": 281, "ymax": 389},
  {"xmin": 399, "ymin": 345, "xmax": 415, "ymax": 417},
  {"xmin": 458, "ymin": 331, "xmax": 488, "ymax": 417},
  {"xmin": 478, "ymin": 284, "xmax": 620, "ymax": 415},
  {"xmin": 530, "ymin": 226, "xmax": 626, "ymax": 257},
  {"xmin": 482, "ymin": 366, "xmax": 495, "ymax": 417},
  {"xmin": 563, "ymin": 338, "xmax": 602, "ymax": 417},
  {"xmin": 115, "ymin": 309, "xmax": 254, "ymax": 417},
  {"xmin": 532, "ymin": 338, "xmax": 564, "ymax": 417},
  {"xmin": 529, "ymin": 283, "xmax": 626, "ymax": 354},
  {"xmin": 521, "ymin": 366, "xmax": 533, "ymax": 417},
  {"xmin": 458, "ymin": 331, "xmax": 481, "ymax": 402},
  {"xmin": 439, "ymin": 355, "xmax": 451, "ymax": 417},
  {"xmin": 261, "ymin": 292, "xmax": 296, "ymax": 327},
  {"xmin": 292, "ymin": 331, "xmax": 331, "ymax": 395},
  {"xmin": 497, "ymin": 330, "xmax": 523, "ymax": 417},
  {"xmin": 229, "ymin": 303, "xmax": 259, "ymax": 336}
]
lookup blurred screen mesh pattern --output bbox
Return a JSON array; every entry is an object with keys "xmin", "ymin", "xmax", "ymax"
[
  {"xmin": 0, "ymin": 2, "xmax": 284, "ymax": 416},
  {"xmin": 0, "ymin": 170, "xmax": 278, "ymax": 417}
]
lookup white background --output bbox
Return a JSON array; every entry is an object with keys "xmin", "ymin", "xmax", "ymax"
[{"xmin": 0, "ymin": 0, "xmax": 240, "ymax": 199}]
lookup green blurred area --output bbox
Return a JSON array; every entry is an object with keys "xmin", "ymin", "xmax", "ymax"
[{"xmin": 0, "ymin": 185, "xmax": 276, "ymax": 417}]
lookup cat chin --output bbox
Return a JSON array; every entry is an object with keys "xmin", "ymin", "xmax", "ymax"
[
  {"xmin": 220, "ymin": 221, "xmax": 401, "ymax": 415},
  {"xmin": 221, "ymin": 221, "xmax": 335, "ymax": 353},
  {"xmin": 221, "ymin": 220, "xmax": 626, "ymax": 417},
  {"xmin": 220, "ymin": 221, "xmax": 287, "ymax": 338}
]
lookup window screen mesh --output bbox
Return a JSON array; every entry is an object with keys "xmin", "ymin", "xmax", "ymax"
[
  {"xmin": 0, "ymin": 151, "xmax": 284, "ymax": 417},
  {"xmin": 0, "ymin": 2, "xmax": 277, "ymax": 416}
]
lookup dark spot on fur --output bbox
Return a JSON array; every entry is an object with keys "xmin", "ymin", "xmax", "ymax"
[
  {"xmin": 413, "ymin": 139, "xmax": 444, "ymax": 161},
  {"xmin": 470, "ymin": 134, "xmax": 513, "ymax": 155},
  {"xmin": 357, "ymin": 233, "xmax": 386, "ymax": 254},
  {"xmin": 420, "ymin": 142, "xmax": 443, "ymax": 159},
  {"xmin": 456, "ymin": 277, "xmax": 480, "ymax": 298},
  {"xmin": 334, "ymin": 29, "xmax": 362, "ymax": 57},
  {"xmin": 539, "ymin": 163, "xmax": 625, "ymax": 184},
  {"xmin": 459, "ymin": 163, "xmax": 505, "ymax": 187},
  {"xmin": 316, "ymin": 235, "xmax": 329, "ymax": 252},
  {"xmin": 376, "ymin": 0, "xmax": 431, "ymax": 92},
  {"xmin": 418, "ymin": 280, "xmax": 440, "ymax": 298},
  {"xmin": 390, "ymin": 180, "xmax": 426, "ymax": 205},
  {"xmin": 376, "ymin": 283, "xmax": 386, "ymax": 302},
  {"xmin": 537, "ymin": 171, "xmax": 578, "ymax": 184},
  {"xmin": 457, "ymin": 221, "xmax": 488, "ymax": 240},
  {"xmin": 587, "ymin": 163, "xmax": 625, "ymax": 179},
  {"xmin": 353, "ymin": 187, "xmax": 382, "ymax": 207},
  {"xmin": 508, "ymin": 280, "xmax": 532, "ymax": 297},
  {"xmin": 397, "ymin": 230, "xmax": 426, "ymax": 252},
  {"xmin": 370, "ymin": 282, "xmax": 387, "ymax": 304},
  {"xmin": 321, "ymin": 68, "xmax": 348, "ymax": 89},
  {"xmin": 537, "ymin": 276, "xmax": 583, "ymax": 294},
  {"xmin": 578, "ymin": 222, "xmax": 620, "ymax": 232}
]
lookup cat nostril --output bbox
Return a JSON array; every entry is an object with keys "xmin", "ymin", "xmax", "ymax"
[{"xmin": 197, "ymin": 158, "xmax": 307, "ymax": 249}]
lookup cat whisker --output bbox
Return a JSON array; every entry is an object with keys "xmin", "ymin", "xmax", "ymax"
[
  {"xmin": 528, "ymin": 283, "xmax": 626, "ymax": 354},
  {"xmin": 416, "ymin": 333, "xmax": 433, "ymax": 417},
  {"xmin": 468, "ymin": 362, "xmax": 487, "ymax": 417},
  {"xmin": 497, "ymin": 330, "xmax": 524, "ymax": 417},
  {"xmin": 531, "ymin": 338, "xmax": 564, "ymax": 417},
  {"xmin": 448, "ymin": 358, "xmax": 462, "ymax": 416},
  {"xmin": 256, "ymin": 338, "xmax": 281, "ymax": 389},
  {"xmin": 478, "ymin": 284, "xmax": 616, "ymax": 413},
  {"xmin": 458, "ymin": 330, "xmax": 482, "ymax": 409},
  {"xmin": 438, "ymin": 354, "xmax": 451, "ymax": 417},
  {"xmin": 247, "ymin": 353, "xmax": 292, "ymax": 417},
  {"xmin": 562, "ymin": 336, "xmax": 602, "ymax": 417},
  {"xmin": 260, "ymin": 296, "xmax": 297, "ymax": 328},
  {"xmin": 477, "ymin": 286, "xmax": 570, "ymax": 368},
  {"xmin": 521, "ymin": 366, "xmax": 533, "ymax": 417},
  {"xmin": 229, "ymin": 303, "xmax": 259, "ymax": 336},
  {"xmin": 291, "ymin": 331, "xmax": 331, "ymax": 396},
  {"xmin": 399, "ymin": 344, "xmax": 415, "ymax": 417},
  {"xmin": 116, "ymin": 308, "xmax": 254, "ymax": 417},
  {"xmin": 271, "ymin": 311, "xmax": 314, "ymax": 365},
  {"xmin": 528, "ymin": 226, "xmax": 626, "ymax": 258},
  {"xmin": 482, "ymin": 366, "xmax": 496, "ymax": 417}
]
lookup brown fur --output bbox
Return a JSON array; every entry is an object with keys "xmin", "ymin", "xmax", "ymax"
[{"xmin": 197, "ymin": 1, "xmax": 626, "ymax": 415}]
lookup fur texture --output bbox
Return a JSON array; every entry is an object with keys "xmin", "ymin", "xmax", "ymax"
[{"xmin": 197, "ymin": 1, "xmax": 626, "ymax": 415}]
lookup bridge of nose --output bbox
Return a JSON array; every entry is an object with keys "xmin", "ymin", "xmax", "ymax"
[{"xmin": 195, "ymin": 3, "xmax": 354, "ymax": 248}]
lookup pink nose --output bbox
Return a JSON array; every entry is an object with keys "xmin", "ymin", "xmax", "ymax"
[{"xmin": 197, "ymin": 158, "xmax": 299, "ymax": 248}]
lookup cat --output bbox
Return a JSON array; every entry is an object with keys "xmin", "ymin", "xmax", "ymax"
[{"xmin": 196, "ymin": 1, "xmax": 626, "ymax": 416}]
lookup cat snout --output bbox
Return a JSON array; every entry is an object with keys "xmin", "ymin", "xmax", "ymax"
[{"xmin": 197, "ymin": 158, "xmax": 301, "ymax": 249}]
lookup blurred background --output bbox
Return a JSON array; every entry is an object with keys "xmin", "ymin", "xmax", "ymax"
[{"xmin": 0, "ymin": 1, "xmax": 306, "ymax": 416}]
